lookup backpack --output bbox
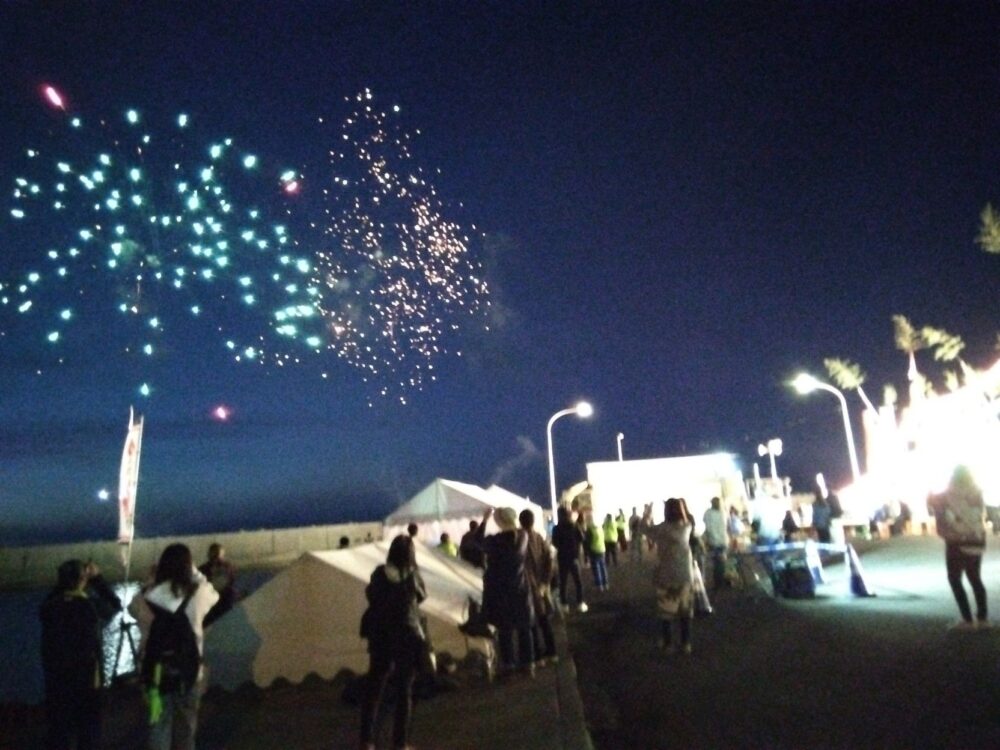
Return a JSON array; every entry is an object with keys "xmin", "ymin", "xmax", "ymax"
[{"xmin": 142, "ymin": 591, "xmax": 200, "ymax": 693}]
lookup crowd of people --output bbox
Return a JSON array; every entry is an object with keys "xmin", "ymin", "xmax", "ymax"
[
  {"xmin": 38, "ymin": 466, "xmax": 992, "ymax": 750},
  {"xmin": 39, "ymin": 543, "xmax": 238, "ymax": 750}
]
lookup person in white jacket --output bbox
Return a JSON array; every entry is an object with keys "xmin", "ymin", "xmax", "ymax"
[{"xmin": 142, "ymin": 543, "xmax": 218, "ymax": 750}]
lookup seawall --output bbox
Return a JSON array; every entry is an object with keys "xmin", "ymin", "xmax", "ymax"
[{"xmin": 0, "ymin": 520, "xmax": 384, "ymax": 589}]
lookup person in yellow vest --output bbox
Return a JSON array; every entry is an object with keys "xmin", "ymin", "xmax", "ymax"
[
  {"xmin": 603, "ymin": 514, "xmax": 620, "ymax": 568},
  {"xmin": 586, "ymin": 514, "xmax": 609, "ymax": 591},
  {"xmin": 615, "ymin": 509, "xmax": 628, "ymax": 554},
  {"xmin": 436, "ymin": 532, "xmax": 458, "ymax": 557}
]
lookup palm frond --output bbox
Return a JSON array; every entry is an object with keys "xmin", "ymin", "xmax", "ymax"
[{"xmin": 977, "ymin": 204, "xmax": 1000, "ymax": 254}]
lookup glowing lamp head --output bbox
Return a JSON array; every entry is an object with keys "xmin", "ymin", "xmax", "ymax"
[
  {"xmin": 575, "ymin": 401, "xmax": 594, "ymax": 418},
  {"xmin": 792, "ymin": 373, "xmax": 820, "ymax": 395}
]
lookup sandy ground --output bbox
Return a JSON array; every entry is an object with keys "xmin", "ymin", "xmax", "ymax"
[{"xmin": 567, "ymin": 535, "xmax": 1000, "ymax": 749}]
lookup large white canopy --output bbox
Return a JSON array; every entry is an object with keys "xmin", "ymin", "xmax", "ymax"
[
  {"xmin": 384, "ymin": 478, "xmax": 545, "ymax": 545},
  {"xmin": 203, "ymin": 539, "xmax": 486, "ymax": 690}
]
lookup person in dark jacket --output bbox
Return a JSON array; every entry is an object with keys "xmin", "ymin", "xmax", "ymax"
[
  {"xmin": 519, "ymin": 508, "xmax": 558, "ymax": 665},
  {"xmin": 551, "ymin": 506, "xmax": 587, "ymax": 612},
  {"xmin": 39, "ymin": 559, "xmax": 122, "ymax": 750},
  {"xmin": 359, "ymin": 534, "xmax": 427, "ymax": 750},
  {"xmin": 459, "ymin": 520, "xmax": 485, "ymax": 568},
  {"xmin": 198, "ymin": 542, "xmax": 237, "ymax": 627},
  {"xmin": 476, "ymin": 506, "xmax": 536, "ymax": 676}
]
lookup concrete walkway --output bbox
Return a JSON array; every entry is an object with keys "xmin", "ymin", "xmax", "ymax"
[{"xmin": 566, "ymin": 535, "xmax": 1000, "ymax": 749}]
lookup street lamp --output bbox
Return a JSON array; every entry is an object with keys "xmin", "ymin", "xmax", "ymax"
[
  {"xmin": 547, "ymin": 401, "xmax": 594, "ymax": 519},
  {"xmin": 757, "ymin": 438, "xmax": 782, "ymax": 480},
  {"xmin": 616, "ymin": 432, "xmax": 624, "ymax": 462},
  {"xmin": 792, "ymin": 373, "xmax": 861, "ymax": 483}
]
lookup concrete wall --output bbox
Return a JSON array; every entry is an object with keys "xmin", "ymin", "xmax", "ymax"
[{"xmin": 0, "ymin": 521, "xmax": 384, "ymax": 590}]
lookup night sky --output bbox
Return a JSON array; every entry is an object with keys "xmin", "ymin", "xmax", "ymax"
[{"xmin": 2, "ymin": 2, "xmax": 998, "ymax": 544}]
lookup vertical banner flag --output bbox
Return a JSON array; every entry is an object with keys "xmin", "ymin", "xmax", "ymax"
[{"xmin": 118, "ymin": 407, "xmax": 144, "ymax": 545}]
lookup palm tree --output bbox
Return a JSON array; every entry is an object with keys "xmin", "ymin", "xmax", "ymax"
[
  {"xmin": 976, "ymin": 204, "xmax": 1000, "ymax": 254},
  {"xmin": 823, "ymin": 358, "xmax": 879, "ymax": 413}
]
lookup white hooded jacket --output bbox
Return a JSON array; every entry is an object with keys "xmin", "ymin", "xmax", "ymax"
[{"xmin": 142, "ymin": 567, "xmax": 219, "ymax": 663}]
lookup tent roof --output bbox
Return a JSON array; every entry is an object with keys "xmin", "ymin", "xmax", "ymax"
[
  {"xmin": 385, "ymin": 478, "xmax": 541, "ymax": 524},
  {"xmin": 204, "ymin": 539, "xmax": 484, "ymax": 690}
]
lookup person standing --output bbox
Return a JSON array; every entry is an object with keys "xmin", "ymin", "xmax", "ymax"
[
  {"xmin": 602, "ymin": 513, "xmax": 620, "ymax": 568},
  {"xmin": 727, "ymin": 506, "xmax": 746, "ymax": 552},
  {"xmin": 615, "ymin": 509, "xmax": 629, "ymax": 554},
  {"xmin": 644, "ymin": 498, "xmax": 696, "ymax": 654},
  {"xmin": 359, "ymin": 535, "xmax": 427, "ymax": 750},
  {"xmin": 519, "ymin": 509, "xmax": 558, "ymax": 666},
  {"xmin": 199, "ymin": 543, "xmax": 237, "ymax": 627},
  {"xmin": 436, "ymin": 532, "xmax": 458, "ymax": 557},
  {"xmin": 628, "ymin": 507, "xmax": 643, "ymax": 561},
  {"xmin": 143, "ymin": 543, "xmax": 219, "ymax": 750},
  {"xmin": 552, "ymin": 507, "xmax": 587, "ymax": 612},
  {"xmin": 811, "ymin": 493, "xmax": 833, "ymax": 544},
  {"xmin": 39, "ymin": 559, "xmax": 122, "ymax": 750},
  {"xmin": 477, "ymin": 507, "xmax": 536, "ymax": 676},
  {"xmin": 459, "ymin": 520, "xmax": 485, "ymax": 568},
  {"xmin": 586, "ymin": 513, "xmax": 609, "ymax": 591},
  {"xmin": 702, "ymin": 497, "xmax": 729, "ymax": 589},
  {"xmin": 928, "ymin": 466, "xmax": 990, "ymax": 630}
]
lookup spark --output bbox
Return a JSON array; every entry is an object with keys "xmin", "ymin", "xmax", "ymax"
[{"xmin": 42, "ymin": 85, "xmax": 66, "ymax": 110}]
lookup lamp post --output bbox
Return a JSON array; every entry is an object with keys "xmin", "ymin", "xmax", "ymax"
[
  {"xmin": 792, "ymin": 374, "xmax": 861, "ymax": 484},
  {"xmin": 547, "ymin": 401, "xmax": 594, "ymax": 519},
  {"xmin": 616, "ymin": 432, "xmax": 624, "ymax": 462},
  {"xmin": 757, "ymin": 438, "xmax": 782, "ymax": 480}
]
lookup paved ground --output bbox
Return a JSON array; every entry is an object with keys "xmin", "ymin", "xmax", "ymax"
[
  {"xmin": 567, "ymin": 535, "xmax": 1000, "ymax": 749},
  {"xmin": 5, "ymin": 535, "xmax": 1000, "ymax": 749},
  {"xmin": 1, "ymin": 594, "xmax": 591, "ymax": 750}
]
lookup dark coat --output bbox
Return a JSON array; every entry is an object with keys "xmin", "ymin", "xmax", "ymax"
[
  {"xmin": 39, "ymin": 576, "xmax": 121, "ymax": 696},
  {"xmin": 479, "ymin": 528, "xmax": 534, "ymax": 629},
  {"xmin": 459, "ymin": 528, "xmax": 485, "ymax": 568},
  {"xmin": 361, "ymin": 564, "xmax": 427, "ymax": 656},
  {"xmin": 551, "ymin": 521, "xmax": 585, "ymax": 565}
]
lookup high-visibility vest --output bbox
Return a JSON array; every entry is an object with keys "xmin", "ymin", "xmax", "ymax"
[
  {"xmin": 587, "ymin": 524, "xmax": 606, "ymax": 554},
  {"xmin": 603, "ymin": 520, "xmax": 619, "ymax": 544}
]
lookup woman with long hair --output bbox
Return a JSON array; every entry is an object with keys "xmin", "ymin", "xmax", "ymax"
[
  {"xmin": 929, "ymin": 466, "xmax": 989, "ymax": 630},
  {"xmin": 359, "ymin": 534, "xmax": 427, "ymax": 750},
  {"xmin": 141, "ymin": 543, "xmax": 219, "ymax": 750},
  {"xmin": 644, "ymin": 498, "xmax": 696, "ymax": 654}
]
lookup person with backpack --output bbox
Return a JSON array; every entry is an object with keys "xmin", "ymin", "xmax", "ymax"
[
  {"xmin": 359, "ymin": 534, "xmax": 427, "ymax": 750},
  {"xmin": 39, "ymin": 559, "xmax": 122, "ymax": 750},
  {"xmin": 928, "ymin": 466, "xmax": 990, "ymax": 630},
  {"xmin": 141, "ymin": 543, "xmax": 218, "ymax": 750}
]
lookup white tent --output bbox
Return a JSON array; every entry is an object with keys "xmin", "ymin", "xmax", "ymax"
[
  {"xmin": 203, "ymin": 540, "xmax": 486, "ymax": 690},
  {"xmin": 383, "ymin": 478, "xmax": 545, "ymax": 546}
]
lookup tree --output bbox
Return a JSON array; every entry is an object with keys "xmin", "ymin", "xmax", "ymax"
[
  {"xmin": 976, "ymin": 204, "xmax": 1000, "ymax": 254},
  {"xmin": 823, "ymin": 357, "xmax": 878, "ymax": 412}
]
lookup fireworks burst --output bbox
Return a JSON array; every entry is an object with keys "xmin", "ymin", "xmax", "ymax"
[
  {"xmin": 4, "ymin": 107, "xmax": 327, "ymax": 385},
  {"xmin": 2, "ymin": 91, "xmax": 490, "ymax": 401},
  {"xmin": 306, "ymin": 89, "xmax": 491, "ymax": 400}
]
